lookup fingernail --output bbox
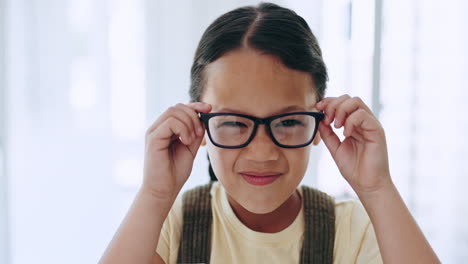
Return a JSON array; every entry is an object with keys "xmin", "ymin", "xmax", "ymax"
[{"xmin": 198, "ymin": 127, "xmax": 203, "ymax": 135}]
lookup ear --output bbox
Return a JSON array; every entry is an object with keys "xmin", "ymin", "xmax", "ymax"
[{"xmin": 312, "ymin": 131, "xmax": 321, "ymax": 146}]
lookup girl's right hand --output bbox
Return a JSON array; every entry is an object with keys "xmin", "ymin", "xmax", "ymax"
[{"xmin": 141, "ymin": 102, "xmax": 212, "ymax": 202}]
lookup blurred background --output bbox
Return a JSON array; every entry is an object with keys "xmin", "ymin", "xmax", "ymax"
[{"xmin": 0, "ymin": 0, "xmax": 467, "ymax": 263}]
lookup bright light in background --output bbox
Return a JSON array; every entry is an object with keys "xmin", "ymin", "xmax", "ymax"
[
  {"xmin": 68, "ymin": 0, "xmax": 97, "ymax": 111},
  {"xmin": 69, "ymin": 57, "xmax": 97, "ymax": 110},
  {"xmin": 109, "ymin": 0, "xmax": 146, "ymax": 188},
  {"xmin": 109, "ymin": 0, "xmax": 146, "ymax": 141},
  {"xmin": 68, "ymin": 0, "xmax": 93, "ymax": 32},
  {"xmin": 349, "ymin": 0, "xmax": 374, "ymax": 102},
  {"xmin": 67, "ymin": 0, "xmax": 147, "ymax": 189},
  {"xmin": 113, "ymin": 157, "xmax": 143, "ymax": 188}
]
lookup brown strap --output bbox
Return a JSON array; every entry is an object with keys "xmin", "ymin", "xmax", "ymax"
[
  {"xmin": 300, "ymin": 185, "xmax": 336, "ymax": 264},
  {"xmin": 176, "ymin": 182, "xmax": 213, "ymax": 264}
]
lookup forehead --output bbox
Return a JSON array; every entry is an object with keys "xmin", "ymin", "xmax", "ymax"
[{"xmin": 201, "ymin": 48, "xmax": 317, "ymax": 116}]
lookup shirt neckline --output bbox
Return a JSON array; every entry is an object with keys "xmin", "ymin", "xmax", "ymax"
[{"xmin": 212, "ymin": 181, "xmax": 305, "ymax": 246}]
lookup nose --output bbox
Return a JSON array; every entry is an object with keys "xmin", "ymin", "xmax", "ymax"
[{"xmin": 242, "ymin": 124, "xmax": 280, "ymax": 162}]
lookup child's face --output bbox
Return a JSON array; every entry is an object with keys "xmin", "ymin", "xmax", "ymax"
[{"xmin": 201, "ymin": 48, "xmax": 321, "ymax": 214}]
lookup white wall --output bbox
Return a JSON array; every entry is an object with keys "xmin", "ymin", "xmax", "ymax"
[
  {"xmin": 0, "ymin": 0, "xmax": 10, "ymax": 262},
  {"xmin": 5, "ymin": 0, "xmax": 137, "ymax": 263}
]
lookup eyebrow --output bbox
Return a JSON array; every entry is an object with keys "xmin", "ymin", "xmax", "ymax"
[{"xmin": 214, "ymin": 105, "xmax": 313, "ymax": 116}]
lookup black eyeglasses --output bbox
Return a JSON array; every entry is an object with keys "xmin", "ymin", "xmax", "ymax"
[{"xmin": 199, "ymin": 112, "xmax": 324, "ymax": 149}]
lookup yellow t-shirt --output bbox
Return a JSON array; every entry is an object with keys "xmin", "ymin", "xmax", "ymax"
[{"xmin": 156, "ymin": 182, "xmax": 382, "ymax": 264}]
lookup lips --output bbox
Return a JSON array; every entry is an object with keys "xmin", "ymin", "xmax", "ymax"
[{"xmin": 239, "ymin": 171, "xmax": 282, "ymax": 186}]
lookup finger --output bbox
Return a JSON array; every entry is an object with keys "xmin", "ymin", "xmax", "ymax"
[
  {"xmin": 149, "ymin": 117, "xmax": 193, "ymax": 150},
  {"xmin": 315, "ymin": 97, "xmax": 336, "ymax": 110},
  {"xmin": 175, "ymin": 103, "xmax": 205, "ymax": 137},
  {"xmin": 187, "ymin": 102, "xmax": 212, "ymax": 113},
  {"xmin": 186, "ymin": 102, "xmax": 212, "ymax": 135},
  {"xmin": 334, "ymin": 97, "xmax": 373, "ymax": 128},
  {"xmin": 315, "ymin": 97, "xmax": 333, "ymax": 113},
  {"xmin": 318, "ymin": 96, "xmax": 371, "ymax": 112},
  {"xmin": 342, "ymin": 109, "xmax": 380, "ymax": 141},
  {"xmin": 167, "ymin": 106, "xmax": 199, "ymax": 140},
  {"xmin": 316, "ymin": 96, "xmax": 352, "ymax": 109},
  {"xmin": 318, "ymin": 122, "xmax": 342, "ymax": 158},
  {"xmin": 147, "ymin": 103, "xmax": 210, "ymax": 136},
  {"xmin": 186, "ymin": 128, "xmax": 205, "ymax": 157},
  {"xmin": 321, "ymin": 94, "xmax": 351, "ymax": 126},
  {"xmin": 146, "ymin": 109, "xmax": 174, "ymax": 135}
]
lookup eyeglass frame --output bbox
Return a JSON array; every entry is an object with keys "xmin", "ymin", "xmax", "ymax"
[{"xmin": 199, "ymin": 111, "xmax": 325, "ymax": 149}]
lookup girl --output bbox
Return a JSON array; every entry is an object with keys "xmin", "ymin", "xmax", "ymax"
[{"xmin": 100, "ymin": 2, "xmax": 440, "ymax": 264}]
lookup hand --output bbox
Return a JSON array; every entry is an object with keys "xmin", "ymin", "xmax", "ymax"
[
  {"xmin": 141, "ymin": 102, "xmax": 212, "ymax": 201},
  {"xmin": 316, "ymin": 95, "xmax": 392, "ymax": 196}
]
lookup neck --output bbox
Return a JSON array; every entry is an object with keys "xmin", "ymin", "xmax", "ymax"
[{"xmin": 227, "ymin": 190, "xmax": 302, "ymax": 233}]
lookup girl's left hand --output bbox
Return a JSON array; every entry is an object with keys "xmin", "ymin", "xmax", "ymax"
[{"xmin": 316, "ymin": 95, "xmax": 392, "ymax": 196}]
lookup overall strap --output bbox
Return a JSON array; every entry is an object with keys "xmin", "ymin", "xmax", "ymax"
[
  {"xmin": 176, "ymin": 182, "xmax": 213, "ymax": 264},
  {"xmin": 300, "ymin": 185, "xmax": 336, "ymax": 264}
]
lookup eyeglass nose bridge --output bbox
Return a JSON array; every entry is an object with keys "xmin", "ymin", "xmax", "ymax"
[
  {"xmin": 248, "ymin": 117, "xmax": 276, "ymax": 144},
  {"xmin": 252, "ymin": 116, "xmax": 274, "ymax": 126}
]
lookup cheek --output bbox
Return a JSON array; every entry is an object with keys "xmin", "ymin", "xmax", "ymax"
[
  {"xmin": 287, "ymin": 147, "xmax": 311, "ymax": 176},
  {"xmin": 206, "ymin": 144, "xmax": 238, "ymax": 180}
]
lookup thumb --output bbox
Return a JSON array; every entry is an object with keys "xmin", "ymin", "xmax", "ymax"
[
  {"xmin": 318, "ymin": 123, "xmax": 341, "ymax": 158},
  {"xmin": 187, "ymin": 129, "xmax": 206, "ymax": 158}
]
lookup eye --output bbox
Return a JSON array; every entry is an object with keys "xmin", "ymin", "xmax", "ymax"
[
  {"xmin": 277, "ymin": 119, "xmax": 303, "ymax": 127},
  {"xmin": 220, "ymin": 121, "xmax": 248, "ymax": 128}
]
